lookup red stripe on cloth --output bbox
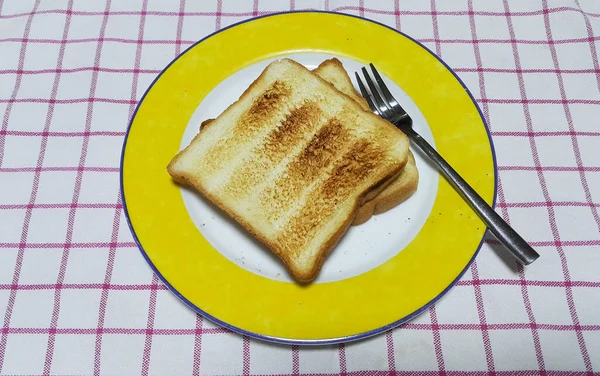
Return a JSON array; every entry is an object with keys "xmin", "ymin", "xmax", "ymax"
[
  {"xmin": 455, "ymin": 67, "xmax": 600, "ymax": 74},
  {"xmin": 386, "ymin": 330, "xmax": 396, "ymax": 373},
  {"xmin": 292, "ymin": 345, "xmax": 300, "ymax": 375},
  {"xmin": 4, "ymin": 239, "xmax": 597, "ymax": 249},
  {"xmin": 1, "ymin": 5, "xmax": 600, "ymax": 19},
  {"xmin": 456, "ymin": 279, "xmax": 600, "ymax": 288},
  {"xmin": 471, "ymin": 262, "xmax": 496, "ymax": 372},
  {"xmin": 401, "ymin": 323, "xmax": 600, "ymax": 331},
  {"xmin": 0, "ymin": 283, "xmax": 167, "ymax": 291},
  {"xmin": 192, "ymin": 315, "xmax": 203, "ymax": 376},
  {"xmin": 0, "ymin": 10, "xmax": 260, "ymax": 19},
  {"xmin": 492, "ymin": 131, "xmax": 600, "ymax": 137},
  {"xmin": 429, "ymin": 306, "xmax": 446, "ymax": 374},
  {"xmin": 0, "ymin": 37, "xmax": 188, "ymax": 45},
  {"xmin": 0, "ymin": 1, "xmax": 49, "ymax": 373},
  {"xmin": 394, "ymin": 0, "xmax": 400, "ymax": 30},
  {"xmin": 0, "ymin": 95, "xmax": 593, "ymax": 106},
  {"xmin": 429, "ymin": 0, "xmax": 441, "ymax": 57},
  {"xmin": 425, "ymin": 36, "xmax": 600, "ymax": 45},
  {"xmin": 488, "ymin": 239, "xmax": 600, "ymax": 247},
  {"xmin": 128, "ymin": 0, "xmax": 149, "ymax": 122},
  {"xmin": 0, "ymin": 166, "xmax": 120, "ymax": 172},
  {"xmin": 0, "ymin": 67, "xmax": 162, "ymax": 75},
  {"xmin": 2, "ymin": 323, "xmax": 598, "ymax": 335},
  {"xmin": 496, "ymin": 201, "xmax": 600, "ymax": 209},
  {"xmin": 0, "ymin": 282, "xmax": 167, "ymax": 290},
  {"xmin": 540, "ymin": 1, "xmax": 596, "ymax": 371},
  {"xmin": 3, "ymin": 35, "xmax": 600, "ymax": 46},
  {"xmin": 480, "ymin": 98, "xmax": 600, "ymax": 104},
  {"xmin": 94, "ymin": 193, "xmax": 122, "ymax": 376},
  {"xmin": 499, "ymin": 166, "xmax": 600, "ymax": 172},
  {"xmin": 1, "ymin": 327, "xmax": 230, "ymax": 335},
  {"xmin": 0, "ymin": 242, "xmax": 137, "ymax": 248},
  {"xmin": 331, "ymin": 5, "xmax": 600, "ymax": 18},
  {"xmin": 2, "ymin": 278, "xmax": 597, "ymax": 291},
  {"xmin": 0, "ymin": 130, "xmax": 125, "ymax": 137},
  {"xmin": 215, "ymin": 0, "xmax": 223, "ymax": 30},
  {"xmin": 338, "ymin": 342, "xmax": 347, "ymax": 375},
  {"xmin": 141, "ymin": 276, "xmax": 159, "ymax": 376},
  {"xmin": 243, "ymin": 336, "xmax": 251, "ymax": 375},
  {"xmin": 175, "ymin": 0, "xmax": 186, "ymax": 56},
  {"xmin": 4, "ymin": 280, "xmax": 600, "ymax": 292},
  {"xmin": 0, "ymin": 97, "xmax": 137, "ymax": 104},
  {"xmin": 0, "ymin": 203, "xmax": 122, "ymax": 210}
]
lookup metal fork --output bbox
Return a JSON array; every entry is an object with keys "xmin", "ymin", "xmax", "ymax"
[{"xmin": 356, "ymin": 64, "xmax": 539, "ymax": 265}]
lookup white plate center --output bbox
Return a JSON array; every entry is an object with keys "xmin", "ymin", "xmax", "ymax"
[{"xmin": 179, "ymin": 53, "xmax": 438, "ymax": 283}]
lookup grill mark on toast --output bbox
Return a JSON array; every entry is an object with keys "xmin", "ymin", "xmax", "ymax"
[
  {"xmin": 321, "ymin": 140, "xmax": 384, "ymax": 199},
  {"xmin": 276, "ymin": 140, "xmax": 386, "ymax": 255},
  {"xmin": 261, "ymin": 119, "xmax": 351, "ymax": 224},
  {"xmin": 239, "ymin": 81, "xmax": 291, "ymax": 137},
  {"xmin": 202, "ymin": 81, "xmax": 291, "ymax": 177},
  {"xmin": 287, "ymin": 119, "xmax": 350, "ymax": 183},
  {"xmin": 263, "ymin": 102, "xmax": 321, "ymax": 161},
  {"xmin": 223, "ymin": 102, "xmax": 321, "ymax": 199}
]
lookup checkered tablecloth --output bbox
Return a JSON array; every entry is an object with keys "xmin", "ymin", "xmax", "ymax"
[{"xmin": 1, "ymin": 0, "xmax": 599, "ymax": 374}]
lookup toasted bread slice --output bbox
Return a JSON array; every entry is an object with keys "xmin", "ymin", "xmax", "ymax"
[
  {"xmin": 168, "ymin": 58, "xmax": 410, "ymax": 282},
  {"xmin": 312, "ymin": 58, "xmax": 419, "ymax": 225},
  {"xmin": 199, "ymin": 58, "xmax": 419, "ymax": 226}
]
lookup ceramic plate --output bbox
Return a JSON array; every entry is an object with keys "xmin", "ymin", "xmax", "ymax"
[{"xmin": 121, "ymin": 11, "xmax": 496, "ymax": 344}]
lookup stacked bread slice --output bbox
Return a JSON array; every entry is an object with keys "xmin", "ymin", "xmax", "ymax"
[{"xmin": 168, "ymin": 58, "xmax": 417, "ymax": 282}]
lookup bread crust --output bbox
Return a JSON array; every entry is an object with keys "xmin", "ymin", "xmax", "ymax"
[
  {"xmin": 352, "ymin": 151, "xmax": 419, "ymax": 225},
  {"xmin": 313, "ymin": 58, "xmax": 371, "ymax": 112}
]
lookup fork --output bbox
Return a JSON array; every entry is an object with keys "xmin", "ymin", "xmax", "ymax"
[{"xmin": 356, "ymin": 64, "xmax": 540, "ymax": 265}]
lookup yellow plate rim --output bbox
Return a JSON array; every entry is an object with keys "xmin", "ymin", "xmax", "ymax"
[{"xmin": 120, "ymin": 10, "xmax": 498, "ymax": 345}]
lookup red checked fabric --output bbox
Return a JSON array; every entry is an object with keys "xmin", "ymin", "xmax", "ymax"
[{"xmin": 1, "ymin": 0, "xmax": 599, "ymax": 374}]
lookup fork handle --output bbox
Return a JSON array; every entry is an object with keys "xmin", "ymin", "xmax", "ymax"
[{"xmin": 404, "ymin": 129, "xmax": 540, "ymax": 265}]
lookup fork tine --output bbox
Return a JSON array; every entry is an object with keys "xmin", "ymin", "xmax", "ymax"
[
  {"xmin": 355, "ymin": 72, "xmax": 381, "ymax": 116},
  {"xmin": 369, "ymin": 63, "xmax": 400, "ymax": 109},
  {"xmin": 361, "ymin": 67, "xmax": 391, "ymax": 115}
]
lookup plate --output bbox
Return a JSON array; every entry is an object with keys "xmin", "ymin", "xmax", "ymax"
[{"xmin": 121, "ymin": 11, "xmax": 496, "ymax": 344}]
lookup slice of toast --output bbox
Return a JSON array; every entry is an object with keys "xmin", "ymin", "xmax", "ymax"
[
  {"xmin": 199, "ymin": 58, "xmax": 419, "ymax": 226},
  {"xmin": 167, "ymin": 58, "xmax": 410, "ymax": 282},
  {"xmin": 311, "ymin": 58, "xmax": 419, "ymax": 225}
]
